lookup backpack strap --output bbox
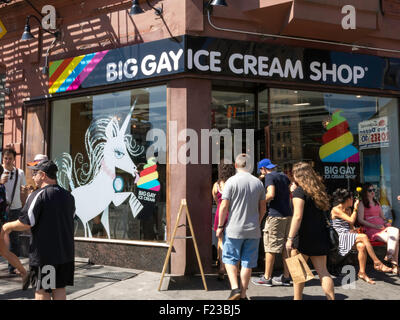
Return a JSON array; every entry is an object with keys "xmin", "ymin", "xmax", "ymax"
[{"xmin": 7, "ymin": 168, "xmax": 19, "ymax": 210}]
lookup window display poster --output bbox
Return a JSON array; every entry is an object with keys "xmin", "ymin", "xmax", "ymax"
[
  {"xmin": 362, "ymin": 153, "xmax": 392, "ymax": 219},
  {"xmin": 318, "ymin": 162, "xmax": 359, "ymax": 195},
  {"xmin": 358, "ymin": 116, "xmax": 389, "ymax": 150}
]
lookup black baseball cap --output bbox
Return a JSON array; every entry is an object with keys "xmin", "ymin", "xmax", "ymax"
[{"xmin": 28, "ymin": 159, "xmax": 58, "ymax": 179}]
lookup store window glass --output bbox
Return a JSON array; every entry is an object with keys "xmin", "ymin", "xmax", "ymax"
[
  {"xmin": 265, "ymin": 88, "xmax": 400, "ymax": 221},
  {"xmin": 211, "ymin": 90, "xmax": 255, "ymax": 172},
  {"xmin": 51, "ymin": 85, "xmax": 167, "ymax": 242},
  {"xmin": 0, "ymin": 72, "xmax": 5, "ymax": 157},
  {"xmin": 210, "ymin": 89, "xmax": 256, "ymax": 250}
]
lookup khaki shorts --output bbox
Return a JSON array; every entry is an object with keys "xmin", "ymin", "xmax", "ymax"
[{"xmin": 263, "ymin": 216, "xmax": 292, "ymax": 254}]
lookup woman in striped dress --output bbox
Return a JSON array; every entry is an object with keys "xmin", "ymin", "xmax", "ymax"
[{"xmin": 331, "ymin": 189, "xmax": 392, "ymax": 285}]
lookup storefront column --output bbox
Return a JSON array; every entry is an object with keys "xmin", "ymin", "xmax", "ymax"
[{"xmin": 167, "ymin": 78, "xmax": 212, "ymax": 275}]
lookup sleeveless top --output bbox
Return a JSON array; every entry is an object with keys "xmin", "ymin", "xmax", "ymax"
[
  {"xmin": 213, "ymin": 184, "xmax": 228, "ymax": 231},
  {"xmin": 332, "ymin": 217, "xmax": 357, "ymax": 256},
  {"xmin": 363, "ymin": 203, "xmax": 386, "ymax": 241}
]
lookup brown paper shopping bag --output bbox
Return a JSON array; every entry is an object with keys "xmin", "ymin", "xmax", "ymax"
[{"xmin": 285, "ymin": 252, "xmax": 314, "ymax": 284}]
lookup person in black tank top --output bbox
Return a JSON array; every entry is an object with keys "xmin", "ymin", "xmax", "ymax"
[{"xmin": 285, "ymin": 162, "xmax": 335, "ymax": 300}]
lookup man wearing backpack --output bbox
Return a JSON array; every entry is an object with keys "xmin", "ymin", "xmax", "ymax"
[{"xmin": 1, "ymin": 147, "xmax": 27, "ymax": 275}]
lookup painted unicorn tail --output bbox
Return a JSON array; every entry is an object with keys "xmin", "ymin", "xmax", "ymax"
[{"xmin": 54, "ymin": 152, "xmax": 75, "ymax": 191}]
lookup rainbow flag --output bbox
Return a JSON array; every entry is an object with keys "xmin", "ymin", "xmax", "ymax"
[{"xmin": 49, "ymin": 50, "xmax": 109, "ymax": 94}]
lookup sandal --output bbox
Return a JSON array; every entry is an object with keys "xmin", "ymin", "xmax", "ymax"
[
  {"xmin": 374, "ymin": 261, "xmax": 393, "ymax": 273},
  {"xmin": 384, "ymin": 253, "xmax": 394, "ymax": 262},
  {"xmin": 391, "ymin": 262, "xmax": 399, "ymax": 275},
  {"xmin": 358, "ymin": 273, "xmax": 375, "ymax": 285}
]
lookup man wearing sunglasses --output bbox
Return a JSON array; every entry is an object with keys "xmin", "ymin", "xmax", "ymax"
[{"xmin": 0, "ymin": 146, "xmax": 27, "ymax": 275}]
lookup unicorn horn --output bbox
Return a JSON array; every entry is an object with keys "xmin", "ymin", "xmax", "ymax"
[{"xmin": 120, "ymin": 98, "xmax": 137, "ymax": 135}]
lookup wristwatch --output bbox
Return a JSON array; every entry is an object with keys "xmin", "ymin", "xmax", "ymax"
[{"xmin": 218, "ymin": 225, "xmax": 225, "ymax": 229}]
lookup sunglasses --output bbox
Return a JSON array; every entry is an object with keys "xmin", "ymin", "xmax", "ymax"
[
  {"xmin": 9, "ymin": 171, "xmax": 14, "ymax": 180},
  {"xmin": 368, "ymin": 189, "xmax": 375, "ymax": 193}
]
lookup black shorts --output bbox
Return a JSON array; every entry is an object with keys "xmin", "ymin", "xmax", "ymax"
[{"xmin": 30, "ymin": 261, "xmax": 74, "ymax": 293}]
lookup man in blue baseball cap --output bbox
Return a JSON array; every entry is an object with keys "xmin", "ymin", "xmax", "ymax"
[
  {"xmin": 257, "ymin": 159, "xmax": 277, "ymax": 173},
  {"xmin": 252, "ymin": 159, "xmax": 293, "ymax": 287}
]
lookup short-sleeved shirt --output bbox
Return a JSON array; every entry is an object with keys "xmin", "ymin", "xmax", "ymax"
[
  {"xmin": 4, "ymin": 168, "xmax": 26, "ymax": 209},
  {"xmin": 292, "ymin": 186, "xmax": 330, "ymax": 256},
  {"xmin": 19, "ymin": 184, "xmax": 76, "ymax": 266},
  {"xmin": 265, "ymin": 171, "xmax": 292, "ymax": 217},
  {"xmin": 222, "ymin": 171, "xmax": 266, "ymax": 239}
]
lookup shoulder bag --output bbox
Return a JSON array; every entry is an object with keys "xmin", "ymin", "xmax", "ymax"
[{"xmin": 324, "ymin": 210, "xmax": 339, "ymax": 252}]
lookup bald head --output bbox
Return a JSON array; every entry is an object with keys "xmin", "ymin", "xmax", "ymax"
[{"xmin": 235, "ymin": 153, "xmax": 252, "ymax": 172}]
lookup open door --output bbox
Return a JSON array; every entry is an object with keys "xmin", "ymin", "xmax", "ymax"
[{"xmin": 23, "ymin": 102, "xmax": 50, "ymax": 187}]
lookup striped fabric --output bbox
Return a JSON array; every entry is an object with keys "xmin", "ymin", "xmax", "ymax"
[{"xmin": 332, "ymin": 218, "xmax": 358, "ymax": 256}]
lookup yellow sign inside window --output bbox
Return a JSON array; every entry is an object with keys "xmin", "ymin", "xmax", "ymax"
[{"xmin": 0, "ymin": 19, "xmax": 7, "ymax": 39}]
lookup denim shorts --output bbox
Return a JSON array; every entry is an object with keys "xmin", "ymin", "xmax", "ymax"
[{"xmin": 222, "ymin": 236, "xmax": 260, "ymax": 269}]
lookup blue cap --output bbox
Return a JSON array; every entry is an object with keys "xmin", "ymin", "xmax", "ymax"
[{"xmin": 257, "ymin": 159, "xmax": 276, "ymax": 172}]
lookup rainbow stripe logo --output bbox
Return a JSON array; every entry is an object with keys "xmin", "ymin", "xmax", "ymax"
[
  {"xmin": 49, "ymin": 50, "xmax": 109, "ymax": 94},
  {"xmin": 319, "ymin": 110, "xmax": 359, "ymax": 163},
  {"xmin": 137, "ymin": 158, "xmax": 161, "ymax": 192}
]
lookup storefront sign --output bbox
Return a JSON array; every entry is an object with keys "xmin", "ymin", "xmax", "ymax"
[
  {"xmin": 49, "ymin": 36, "xmax": 400, "ymax": 94},
  {"xmin": 323, "ymin": 164, "xmax": 357, "ymax": 180},
  {"xmin": 358, "ymin": 116, "xmax": 389, "ymax": 149},
  {"xmin": 321, "ymin": 162, "xmax": 359, "ymax": 194},
  {"xmin": 186, "ymin": 37, "xmax": 400, "ymax": 91},
  {"xmin": 49, "ymin": 37, "xmax": 185, "ymax": 94},
  {"xmin": 0, "ymin": 19, "xmax": 7, "ymax": 40}
]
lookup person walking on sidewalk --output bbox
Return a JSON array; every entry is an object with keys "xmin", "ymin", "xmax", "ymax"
[
  {"xmin": 285, "ymin": 162, "xmax": 335, "ymax": 300},
  {"xmin": 2, "ymin": 159, "xmax": 75, "ymax": 300},
  {"xmin": 216, "ymin": 154, "xmax": 266, "ymax": 300},
  {"xmin": 212, "ymin": 160, "xmax": 236, "ymax": 280},
  {"xmin": 1, "ymin": 146, "xmax": 27, "ymax": 275},
  {"xmin": 252, "ymin": 159, "xmax": 292, "ymax": 287},
  {"xmin": 0, "ymin": 164, "xmax": 29, "ymax": 287}
]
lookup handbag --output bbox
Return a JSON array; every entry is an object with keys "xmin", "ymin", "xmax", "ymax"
[
  {"xmin": 324, "ymin": 211, "xmax": 339, "ymax": 252},
  {"xmin": 285, "ymin": 250, "xmax": 314, "ymax": 284}
]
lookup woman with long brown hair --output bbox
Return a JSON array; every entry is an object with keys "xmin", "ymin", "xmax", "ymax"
[{"xmin": 285, "ymin": 162, "xmax": 334, "ymax": 300}]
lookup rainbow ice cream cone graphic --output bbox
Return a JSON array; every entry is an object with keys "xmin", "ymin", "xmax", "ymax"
[
  {"xmin": 319, "ymin": 110, "xmax": 359, "ymax": 163},
  {"xmin": 137, "ymin": 157, "xmax": 161, "ymax": 191},
  {"xmin": 136, "ymin": 157, "xmax": 161, "ymax": 219}
]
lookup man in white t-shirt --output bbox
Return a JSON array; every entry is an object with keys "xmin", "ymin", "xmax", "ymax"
[{"xmin": 1, "ymin": 147, "xmax": 27, "ymax": 275}]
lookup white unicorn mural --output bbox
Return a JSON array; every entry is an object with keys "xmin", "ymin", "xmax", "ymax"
[{"xmin": 55, "ymin": 100, "xmax": 144, "ymax": 238}]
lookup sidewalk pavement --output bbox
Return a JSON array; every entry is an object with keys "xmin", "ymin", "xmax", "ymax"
[{"xmin": 0, "ymin": 257, "xmax": 399, "ymax": 300}]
